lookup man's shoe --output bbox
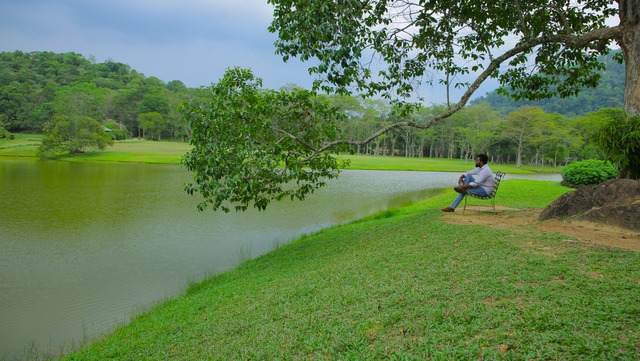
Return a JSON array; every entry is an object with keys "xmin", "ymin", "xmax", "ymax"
[
  {"xmin": 441, "ymin": 207, "xmax": 455, "ymax": 212},
  {"xmin": 454, "ymin": 186, "xmax": 467, "ymax": 194}
]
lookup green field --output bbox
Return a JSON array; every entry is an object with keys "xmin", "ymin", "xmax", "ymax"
[
  {"xmin": 0, "ymin": 133, "xmax": 42, "ymax": 157},
  {"xmin": 58, "ymin": 180, "xmax": 639, "ymax": 360},
  {"xmin": 0, "ymin": 136, "xmax": 561, "ymax": 174},
  {"xmin": 339, "ymin": 154, "xmax": 560, "ymax": 174},
  {"xmin": 0, "ymin": 135, "xmax": 191, "ymax": 164}
]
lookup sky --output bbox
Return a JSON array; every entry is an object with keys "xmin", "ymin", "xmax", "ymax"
[{"xmin": 0, "ymin": 0, "xmax": 496, "ymax": 104}]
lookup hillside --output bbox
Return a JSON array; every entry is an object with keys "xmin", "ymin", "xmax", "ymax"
[{"xmin": 471, "ymin": 51, "xmax": 625, "ymax": 117}]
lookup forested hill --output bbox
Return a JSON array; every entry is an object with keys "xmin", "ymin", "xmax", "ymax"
[
  {"xmin": 0, "ymin": 50, "xmax": 198, "ymax": 134},
  {"xmin": 471, "ymin": 51, "xmax": 624, "ymax": 117}
]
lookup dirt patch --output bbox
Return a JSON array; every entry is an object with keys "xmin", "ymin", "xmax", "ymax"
[{"xmin": 443, "ymin": 206, "xmax": 640, "ymax": 251}]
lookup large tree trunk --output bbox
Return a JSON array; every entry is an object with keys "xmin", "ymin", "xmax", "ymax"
[
  {"xmin": 516, "ymin": 141, "xmax": 523, "ymax": 168},
  {"xmin": 620, "ymin": 0, "xmax": 640, "ymax": 116}
]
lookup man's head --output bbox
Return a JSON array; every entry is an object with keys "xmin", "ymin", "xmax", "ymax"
[{"xmin": 475, "ymin": 154, "xmax": 488, "ymax": 167}]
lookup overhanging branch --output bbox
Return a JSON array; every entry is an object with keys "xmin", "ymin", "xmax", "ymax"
[{"xmin": 314, "ymin": 25, "xmax": 624, "ymax": 154}]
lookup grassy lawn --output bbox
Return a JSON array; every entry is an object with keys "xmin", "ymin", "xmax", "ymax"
[
  {"xmin": 0, "ymin": 133, "xmax": 42, "ymax": 157},
  {"xmin": 1, "ymin": 136, "xmax": 561, "ymax": 174},
  {"xmin": 0, "ymin": 136, "xmax": 191, "ymax": 164},
  {"xmin": 61, "ymin": 180, "xmax": 640, "ymax": 360},
  {"xmin": 59, "ymin": 139, "xmax": 191, "ymax": 164},
  {"xmin": 339, "ymin": 154, "xmax": 561, "ymax": 174}
]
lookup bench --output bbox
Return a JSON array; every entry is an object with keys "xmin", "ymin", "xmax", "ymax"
[{"xmin": 462, "ymin": 171, "xmax": 505, "ymax": 213}]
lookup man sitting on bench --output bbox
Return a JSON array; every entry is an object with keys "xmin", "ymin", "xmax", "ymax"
[{"xmin": 441, "ymin": 154, "xmax": 495, "ymax": 213}]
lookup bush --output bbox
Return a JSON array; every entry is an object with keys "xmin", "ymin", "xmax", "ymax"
[
  {"xmin": 561, "ymin": 159, "xmax": 618, "ymax": 187},
  {"xmin": 591, "ymin": 114, "xmax": 640, "ymax": 179},
  {"xmin": 0, "ymin": 124, "xmax": 9, "ymax": 139}
]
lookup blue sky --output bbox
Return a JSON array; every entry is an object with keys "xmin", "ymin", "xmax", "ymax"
[{"xmin": 0, "ymin": 0, "xmax": 496, "ymax": 104}]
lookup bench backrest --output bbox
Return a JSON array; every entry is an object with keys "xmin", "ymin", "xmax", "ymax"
[{"xmin": 489, "ymin": 171, "xmax": 506, "ymax": 197}]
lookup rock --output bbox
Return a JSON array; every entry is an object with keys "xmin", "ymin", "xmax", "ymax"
[
  {"xmin": 539, "ymin": 179, "xmax": 640, "ymax": 231},
  {"xmin": 578, "ymin": 203, "xmax": 640, "ymax": 230}
]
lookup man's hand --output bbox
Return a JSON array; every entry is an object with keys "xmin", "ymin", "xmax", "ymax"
[{"xmin": 458, "ymin": 175, "xmax": 465, "ymax": 185}]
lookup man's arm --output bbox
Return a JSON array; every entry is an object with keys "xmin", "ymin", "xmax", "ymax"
[{"xmin": 459, "ymin": 167, "xmax": 480, "ymax": 185}]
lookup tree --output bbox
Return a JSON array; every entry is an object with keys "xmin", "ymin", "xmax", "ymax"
[
  {"xmin": 52, "ymin": 83, "xmax": 107, "ymax": 121},
  {"xmin": 38, "ymin": 115, "xmax": 113, "ymax": 158},
  {"xmin": 567, "ymin": 108, "xmax": 623, "ymax": 160},
  {"xmin": 139, "ymin": 91, "xmax": 170, "ymax": 116},
  {"xmin": 591, "ymin": 111, "xmax": 640, "ymax": 179},
  {"xmin": 502, "ymin": 106, "xmax": 550, "ymax": 167},
  {"xmin": 185, "ymin": 0, "xmax": 640, "ymax": 211},
  {"xmin": 270, "ymin": 0, "xmax": 637, "ymax": 114},
  {"xmin": 138, "ymin": 112, "xmax": 166, "ymax": 140},
  {"xmin": 181, "ymin": 68, "xmax": 347, "ymax": 212},
  {"xmin": 111, "ymin": 85, "xmax": 143, "ymax": 137},
  {"xmin": 453, "ymin": 103, "xmax": 500, "ymax": 159},
  {"xmin": 0, "ymin": 81, "xmax": 42, "ymax": 130}
]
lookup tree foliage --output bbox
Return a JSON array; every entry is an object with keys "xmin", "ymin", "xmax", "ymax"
[
  {"xmin": 269, "ymin": 0, "xmax": 624, "ymax": 113},
  {"xmin": 0, "ymin": 50, "xmax": 198, "ymax": 138},
  {"xmin": 591, "ymin": 113, "xmax": 640, "ymax": 179},
  {"xmin": 38, "ymin": 115, "xmax": 114, "ymax": 158},
  {"xmin": 472, "ymin": 52, "xmax": 626, "ymax": 117},
  {"xmin": 138, "ymin": 112, "xmax": 166, "ymax": 141},
  {"xmin": 501, "ymin": 106, "xmax": 550, "ymax": 167},
  {"xmin": 181, "ymin": 68, "xmax": 348, "ymax": 212}
]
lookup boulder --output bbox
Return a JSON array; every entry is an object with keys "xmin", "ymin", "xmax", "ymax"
[{"xmin": 539, "ymin": 179, "xmax": 640, "ymax": 231}]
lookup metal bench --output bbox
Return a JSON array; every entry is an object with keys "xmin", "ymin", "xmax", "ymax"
[{"xmin": 462, "ymin": 171, "xmax": 505, "ymax": 213}]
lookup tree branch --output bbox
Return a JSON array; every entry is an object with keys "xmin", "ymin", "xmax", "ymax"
[{"xmin": 316, "ymin": 25, "xmax": 624, "ymax": 154}]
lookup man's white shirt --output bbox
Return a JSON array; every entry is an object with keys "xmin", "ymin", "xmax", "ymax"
[{"xmin": 463, "ymin": 165, "xmax": 495, "ymax": 194}]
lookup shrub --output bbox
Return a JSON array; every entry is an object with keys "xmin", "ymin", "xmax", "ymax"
[
  {"xmin": 561, "ymin": 159, "xmax": 618, "ymax": 187},
  {"xmin": 0, "ymin": 124, "xmax": 8, "ymax": 139},
  {"xmin": 591, "ymin": 114, "xmax": 640, "ymax": 179}
]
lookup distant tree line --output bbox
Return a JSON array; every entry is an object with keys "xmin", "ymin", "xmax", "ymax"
[
  {"xmin": 326, "ymin": 94, "xmax": 620, "ymax": 167},
  {"xmin": 0, "ymin": 50, "xmax": 625, "ymax": 167}
]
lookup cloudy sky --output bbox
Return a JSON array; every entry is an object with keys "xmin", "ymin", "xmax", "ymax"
[{"xmin": 0, "ymin": 0, "xmax": 496, "ymax": 104}]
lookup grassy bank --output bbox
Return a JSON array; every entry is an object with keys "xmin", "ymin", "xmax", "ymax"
[
  {"xmin": 0, "ymin": 136, "xmax": 191, "ymax": 164},
  {"xmin": 339, "ymin": 154, "xmax": 560, "ymax": 174},
  {"xmin": 61, "ymin": 180, "xmax": 640, "ymax": 360},
  {"xmin": 0, "ymin": 136, "xmax": 560, "ymax": 174}
]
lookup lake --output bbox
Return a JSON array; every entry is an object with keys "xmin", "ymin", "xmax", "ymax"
[{"xmin": 0, "ymin": 158, "xmax": 560, "ymax": 358}]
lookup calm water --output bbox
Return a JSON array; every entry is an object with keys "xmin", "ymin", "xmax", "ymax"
[{"xmin": 0, "ymin": 159, "xmax": 560, "ymax": 358}]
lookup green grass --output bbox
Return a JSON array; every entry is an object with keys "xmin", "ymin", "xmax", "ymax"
[
  {"xmin": 61, "ymin": 180, "xmax": 640, "ymax": 360},
  {"xmin": 340, "ymin": 154, "xmax": 561, "ymax": 174},
  {"xmin": 0, "ymin": 136, "xmax": 191, "ymax": 164},
  {"xmin": 59, "ymin": 139, "xmax": 191, "ymax": 164},
  {"xmin": 0, "ymin": 133, "xmax": 42, "ymax": 157},
  {"xmin": 0, "ymin": 136, "xmax": 562, "ymax": 174}
]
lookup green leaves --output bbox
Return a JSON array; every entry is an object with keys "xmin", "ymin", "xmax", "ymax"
[
  {"xmin": 591, "ymin": 114, "xmax": 640, "ymax": 179},
  {"xmin": 181, "ymin": 68, "xmax": 349, "ymax": 212},
  {"xmin": 268, "ymin": 0, "xmax": 621, "ymax": 108},
  {"xmin": 561, "ymin": 159, "xmax": 618, "ymax": 187},
  {"xmin": 37, "ymin": 114, "xmax": 114, "ymax": 158}
]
